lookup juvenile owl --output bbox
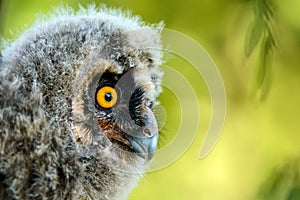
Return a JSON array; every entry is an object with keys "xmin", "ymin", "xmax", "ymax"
[{"xmin": 0, "ymin": 5, "xmax": 163, "ymax": 200}]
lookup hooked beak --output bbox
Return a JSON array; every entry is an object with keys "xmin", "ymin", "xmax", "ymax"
[
  {"xmin": 101, "ymin": 105, "xmax": 159, "ymax": 162},
  {"xmin": 125, "ymin": 107, "xmax": 159, "ymax": 162},
  {"xmin": 126, "ymin": 133, "xmax": 158, "ymax": 161}
]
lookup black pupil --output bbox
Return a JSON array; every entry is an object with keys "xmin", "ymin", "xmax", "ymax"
[{"xmin": 104, "ymin": 93, "xmax": 113, "ymax": 102}]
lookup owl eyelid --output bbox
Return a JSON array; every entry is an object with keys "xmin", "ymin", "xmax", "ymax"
[{"xmin": 98, "ymin": 71, "xmax": 123, "ymax": 87}]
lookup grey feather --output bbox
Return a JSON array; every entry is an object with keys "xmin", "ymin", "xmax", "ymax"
[{"xmin": 0, "ymin": 5, "xmax": 163, "ymax": 200}]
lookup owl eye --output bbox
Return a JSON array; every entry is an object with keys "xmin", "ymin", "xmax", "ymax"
[{"xmin": 96, "ymin": 86, "xmax": 118, "ymax": 108}]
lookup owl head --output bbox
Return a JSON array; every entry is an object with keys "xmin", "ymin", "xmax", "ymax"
[{"xmin": 66, "ymin": 6, "xmax": 164, "ymax": 171}]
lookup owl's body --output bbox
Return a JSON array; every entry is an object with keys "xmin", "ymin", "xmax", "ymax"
[{"xmin": 0, "ymin": 6, "xmax": 163, "ymax": 200}]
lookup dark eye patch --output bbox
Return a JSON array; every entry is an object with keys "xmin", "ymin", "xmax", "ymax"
[
  {"xmin": 129, "ymin": 87, "xmax": 146, "ymax": 126},
  {"xmin": 95, "ymin": 70, "xmax": 135, "ymax": 110},
  {"xmin": 98, "ymin": 71, "xmax": 123, "ymax": 88},
  {"xmin": 96, "ymin": 70, "xmax": 148, "ymax": 127}
]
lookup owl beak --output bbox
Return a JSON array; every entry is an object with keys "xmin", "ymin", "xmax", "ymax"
[
  {"xmin": 126, "ymin": 107, "xmax": 159, "ymax": 162},
  {"xmin": 126, "ymin": 133, "xmax": 158, "ymax": 162}
]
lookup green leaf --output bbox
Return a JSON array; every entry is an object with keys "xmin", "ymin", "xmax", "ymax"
[
  {"xmin": 256, "ymin": 38, "xmax": 269, "ymax": 90},
  {"xmin": 245, "ymin": 0, "xmax": 278, "ymax": 100},
  {"xmin": 287, "ymin": 187, "xmax": 300, "ymax": 200},
  {"xmin": 256, "ymin": 159, "xmax": 300, "ymax": 200},
  {"xmin": 254, "ymin": 36, "xmax": 274, "ymax": 100},
  {"xmin": 266, "ymin": 22, "xmax": 278, "ymax": 48},
  {"xmin": 245, "ymin": 19, "xmax": 264, "ymax": 58}
]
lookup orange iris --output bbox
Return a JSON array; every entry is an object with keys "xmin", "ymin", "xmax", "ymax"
[{"xmin": 96, "ymin": 86, "xmax": 118, "ymax": 108}]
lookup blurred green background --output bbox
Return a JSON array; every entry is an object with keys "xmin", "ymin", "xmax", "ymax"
[{"xmin": 1, "ymin": 0, "xmax": 300, "ymax": 199}]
